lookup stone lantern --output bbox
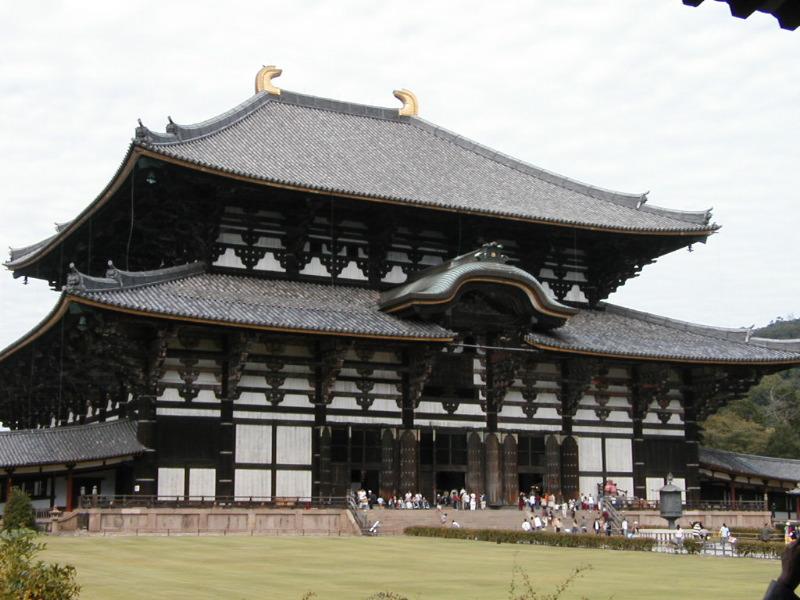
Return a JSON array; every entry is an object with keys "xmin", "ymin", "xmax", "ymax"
[{"xmin": 659, "ymin": 473, "xmax": 683, "ymax": 530}]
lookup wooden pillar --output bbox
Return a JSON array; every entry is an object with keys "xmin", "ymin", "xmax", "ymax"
[
  {"xmin": 681, "ymin": 369, "xmax": 701, "ymax": 507},
  {"xmin": 315, "ymin": 427, "xmax": 331, "ymax": 498},
  {"xmin": 217, "ymin": 392, "xmax": 234, "ymax": 499},
  {"xmin": 401, "ymin": 353, "xmax": 414, "ymax": 430},
  {"xmin": 630, "ymin": 366, "xmax": 647, "ymax": 500},
  {"xmin": 484, "ymin": 432, "xmax": 502, "ymax": 504},
  {"xmin": 485, "ymin": 350, "xmax": 498, "ymax": 433},
  {"xmin": 66, "ymin": 467, "xmax": 75, "ymax": 512},
  {"xmin": 730, "ymin": 482, "xmax": 737, "ymax": 510},
  {"xmin": 380, "ymin": 429, "xmax": 396, "ymax": 499},
  {"xmin": 399, "ymin": 429, "xmax": 418, "ymax": 494},
  {"xmin": 466, "ymin": 432, "xmax": 484, "ymax": 496},
  {"xmin": 134, "ymin": 393, "xmax": 158, "ymax": 496},
  {"xmin": 560, "ymin": 435, "xmax": 579, "ymax": 500},
  {"xmin": 544, "ymin": 434, "xmax": 561, "ymax": 496},
  {"xmin": 502, "ymin": 434, "xmax": 518, "ymax": 505}
]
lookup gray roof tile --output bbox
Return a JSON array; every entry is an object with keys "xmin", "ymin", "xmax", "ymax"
[
  {"xmin": 71, "ymin": 270, "xmax": 452, "ymax": 340},
  {"xmin": 526, "ymin": 303, "xmax": 800, "ymax": 364},
  {"xmin": 0, "ymin": 420, "xmax": 145, "ymax": 468},
  {"xmin": 700, "ymin": 446, "xmax": 800, "ymax": 483},
  {"xmin": 135, "ymin": 90, "xmax": 714, "ymax": 234}
]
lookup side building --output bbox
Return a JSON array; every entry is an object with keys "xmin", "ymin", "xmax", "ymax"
[{"xmin": 1, "ymin": 67, "xmax": 799, "ymax": 513}]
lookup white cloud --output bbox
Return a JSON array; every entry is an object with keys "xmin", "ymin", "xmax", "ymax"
[{"xmin": 0, "ymin": 0, "xmax": 798, "ymax": 349}]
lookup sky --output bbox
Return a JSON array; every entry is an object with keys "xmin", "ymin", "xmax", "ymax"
[{"xmin": 0, "ymin": 0, "xmax": 798, "ymax": 349}]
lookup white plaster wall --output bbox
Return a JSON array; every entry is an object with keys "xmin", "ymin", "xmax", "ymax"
[
  {"xmin": 327, "ymin": 414, "xmax": 403, "ymax": 426},
  {"xmin": 642, "ymin": 428, "xmax": 683, "ymax": 437},
  {"xmin": 604, "ymin": 438, "xmax": 633, "ymax": 472},
  {"xmin": 646, "ymin": 476, "xmax": 686, "ymax": 502},
  {"xmin": 612, "ymin": 477, "xmax": 634, "ymax": 497},
  {"xmin": 254, "ymin": 252, "xmax": 284, "ymax": 272},
  {"xmin": 275, "ymin": 426, "xmax": 312, "ymax": 465},
  {"xmin": 234, "ymin": 469, "xmax": 271, "ymax": 498},
  {"xmin": 54, "ymin": 476, "xmax": 67, "ymax": 506},
  {"xmin": 577, "ymin": 437, "xmax": 603, "ymax": 472},
  {"xmin": 157, "ymin": 468, "xmax": 184, "ymax": 499},
  {"xmin": 156, "ymin": 407, "xmax": 221, "ymax": 418},
  {"xmin": 213, "ymin": 247, "xmax": 244, "ymax": 269},
  {"xmin": 235, "ymin": 424, "xmax": 272, "ymax": 464},
  {"xmin": 188, "ymin": 468, "xmax": 216, "ymax": 499},
  {"xmin": 417, "ymin": 401, "xmax": 448, "ymax": 415},
  {"xmin": 646, "ymin": 477, "xmax": 686, "ymax": 502},
  {"xmin": 275, "ymin": 470, "xmax": 312, "ymax": 498},
  {"xmin": 579, "ymin": 476, "xmax": 603, "ymax": 498}
]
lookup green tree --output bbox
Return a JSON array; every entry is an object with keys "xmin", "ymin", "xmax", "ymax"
[
  {"xmin": 2, "ymin": 488, "xmax": 36, "ymax": 531},
  {"xmin": 701, "ymin": 408, "xmax": 773, "ymax": 455},
  {"xmin": 0, "ymin": 528, "xmax": 80, "ymax": 600},
  {"xmin": 764, "ymin": 423, "xmax": 800, "ymax": 459}
]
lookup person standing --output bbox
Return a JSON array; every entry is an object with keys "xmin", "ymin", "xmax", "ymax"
[
  {"xmin": 621, "ymin": 517, "xmax": 629, "ymax": 538},
  {"xmin": 720, "ymin": 522, "xmax": 731, "ymax": 551}
]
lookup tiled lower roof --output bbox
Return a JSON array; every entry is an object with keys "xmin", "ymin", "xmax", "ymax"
[
  {"xmin": 71, "ymin": 271, "xmax": 452, "ymax": 340},
  {"xmin": 0, "ymin": 420, "xmax": 146, "ymax": 468},
  {"xmin": 526, "ymin": 304, "xmax": 800, "ymax": 364},
  {"xmin": 700, "ymin": 447, "xmax": 800, "ymax": 483}
]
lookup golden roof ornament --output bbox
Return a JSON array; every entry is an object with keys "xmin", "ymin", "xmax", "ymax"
[
  {"xmin": 393, "ymin": 89, "xmax": 419, "ymax": 117},
  {"xmin": 255, "ymin": 65, "xmax": 282, "ymax": 95}
]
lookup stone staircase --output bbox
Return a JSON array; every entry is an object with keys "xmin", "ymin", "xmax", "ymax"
[{"xmin": 358, "ymin": 508, "xmax": 601, "ymax": 535}]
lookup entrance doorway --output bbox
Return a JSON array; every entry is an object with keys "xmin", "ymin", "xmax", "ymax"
[
  {"xmin": 435, "ymin": 471, "xmax": 465, "ymax": 494},
  {"xmin": 519, "ymin": 473, "xmax": 543, "ymax": 496},
  {"xmin": 351, "ymin": 469, "xmax": 379, "ymax": 493}
]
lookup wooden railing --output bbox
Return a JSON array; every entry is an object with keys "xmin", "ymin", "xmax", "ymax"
[{"xmin": 78, "ymin": 494, "xmax": 348, "ymax": 509}]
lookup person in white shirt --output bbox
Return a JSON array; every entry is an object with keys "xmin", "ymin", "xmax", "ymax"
[
  {"xmin": 451, "ymin": 520, "xmax": 461, "ymax": 528},
  {"xmin": 522, "ymin": 519, "xmax": 532, "ymax": 532},
  {"xmin": 720, "ymin": 523, "xmax": 731, "ymax": 550},
  {"xmin": 533, "ymin": 515, "xmax": 542, "ymax": 530},
  {"xmin": 674, "ymin": 525, "xmax": 684, "ymax": 547},
  {"xmin": 621, "ymin": 518, "xmax": 629, "ymax": 538}
]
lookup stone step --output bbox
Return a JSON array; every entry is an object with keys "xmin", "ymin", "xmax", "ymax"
[{"xmin": 359, "ymin": 508, "xmax": 604, "ymax": 535}]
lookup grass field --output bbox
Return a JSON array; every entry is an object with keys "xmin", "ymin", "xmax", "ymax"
[{"xmin": 40, "ymin": 535, "xmax": 777, "ymax": 600}]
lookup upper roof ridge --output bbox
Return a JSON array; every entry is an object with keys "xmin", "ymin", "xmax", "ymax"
[
  {"xmin": 602, "ymin": 303, "xmax": 800, "ymax": 350},
  {"xmin": 65, "ymin": 260, "xmax": 205, "ymax": 293},
  {"xmin": 134, "ymin": 87, "xmax": 712, "ymax": 227}
]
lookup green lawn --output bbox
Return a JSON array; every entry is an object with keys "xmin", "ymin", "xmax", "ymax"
[{"xmin": 40, "ymin": 535, "xmax": 777, "ymax": 600}]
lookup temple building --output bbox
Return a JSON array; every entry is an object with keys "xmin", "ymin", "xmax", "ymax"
[{"xmin": 2, "ymin": 66, "xmax": 799, "ymax": 515}]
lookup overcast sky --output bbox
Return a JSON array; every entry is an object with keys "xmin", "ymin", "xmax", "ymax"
[{"xmin": 0, "ymin": 1, "xmax": 797, "ymax": 349}]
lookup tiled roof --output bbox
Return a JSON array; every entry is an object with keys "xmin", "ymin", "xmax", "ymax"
[
  {"xmin": 68, "ymin": 265, "xmax": 452, "ymax": 340},
  {"xmin": 0, "ymin": 420, "xmax": 146, "ymax": 468},
  {"xmin": 133, "ymin": 90, "xmax": 714, "ymax": 234},
  {"xmin": 526, "ymin": 304, "xmax": 800, "ymax": 364},
  {"xmin": 5, "ymin": 88, "xmax": 716, "ymax": 272},
  {"xmin": 700, "ymin": 446, "xmax": 800, "ymax": 483}
]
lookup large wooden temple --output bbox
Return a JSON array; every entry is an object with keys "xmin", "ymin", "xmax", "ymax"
[{"xmin": 2, "ymin": 66, "xmax": 799, "ymax": 514}]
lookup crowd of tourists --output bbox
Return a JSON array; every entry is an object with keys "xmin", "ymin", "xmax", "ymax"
[{"xmin": 354, "ymin": 489, "xmax": 487, "ymax": 510}]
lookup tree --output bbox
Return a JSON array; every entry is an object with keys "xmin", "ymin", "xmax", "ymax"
[
  {"xmin": 0, "ymin": 528, "xmax": 80, "ymax": 600},
  {"xmin": 2, "ymin": 488, "xmax": 36, "ymax": 531},
  {"xmin": 701, "ymin": 408, "xmax": 772, "ymax": 455}
]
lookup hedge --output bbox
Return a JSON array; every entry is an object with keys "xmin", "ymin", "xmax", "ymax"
[
  {"xmin": 404, "ymin": 526, "xmax": 656, "ymax": 552},
  {"xmin": 735, "ymin": 540, "xmax": 786, "ymax": 559}
]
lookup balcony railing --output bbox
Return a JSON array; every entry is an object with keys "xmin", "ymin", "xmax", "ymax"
[{"xmin": 78, "ymin": 494, "xmax": 348, "ymax": 510}]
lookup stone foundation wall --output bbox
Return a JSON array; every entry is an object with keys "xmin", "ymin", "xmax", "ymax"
[
  {"xmin": 618, "ymin": 509, "xmax": 771, "ymax": 530},
  {"xmin": 52, "ymin": 507, "xmax": 360, "ymax": 536}
]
